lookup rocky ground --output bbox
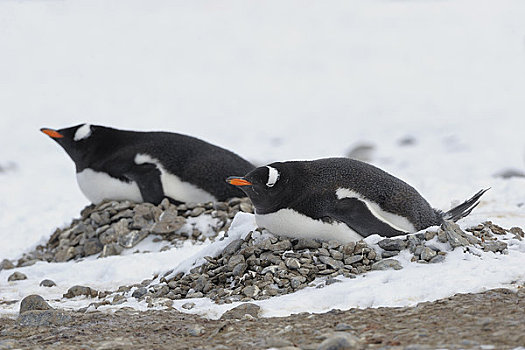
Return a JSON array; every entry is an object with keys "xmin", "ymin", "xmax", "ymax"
[
  {"xmin": 2, "ymin": 200, "xmax": 525, "ymax": 349},
  {"xmin": 1, "ymin": 288, "xmax": 524, "ymax": 350}
]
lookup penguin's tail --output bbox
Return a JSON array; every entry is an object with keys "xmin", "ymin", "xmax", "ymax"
[{"xmin": 440, "ymin": 188, "xmax": 490, "ymax": 222}]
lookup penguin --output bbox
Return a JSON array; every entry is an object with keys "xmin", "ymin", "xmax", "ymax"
[
  {"xmin": 227, "ymin": 157, "xmax": 488, "ymax": 243},
  {"xmin": 41, "ymin": 123, "xmax": 255, "ymax": 205}
]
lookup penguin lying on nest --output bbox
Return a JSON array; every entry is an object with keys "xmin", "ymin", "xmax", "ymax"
[
  {"xmin": 41, "ymin": 123, "xmax": 254, "ymax": 205},
  {"xmin": 227, "ymin": 158, "xmax": 488, "ymax": 242}
]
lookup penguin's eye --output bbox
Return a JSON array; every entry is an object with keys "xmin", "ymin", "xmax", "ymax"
[
  {"xmin": 265, "ymin": 166, "xmax": 280, "ymax": 188},
  {"xmin": 74, "ymin": 124, "xmax": 92, "ymax": 141}
]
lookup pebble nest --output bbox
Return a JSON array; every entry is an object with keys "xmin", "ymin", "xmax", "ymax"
[
  {"xmin": 3, "ymin": 198, "xmax": 523, "ymax": 310},
  {"xmin": 10, "ymin": 197, "xmax": 253, "ymax": 267},
  {"xmin": 126, "ymin": 220, "xmax": 520, "ymax": 307}
]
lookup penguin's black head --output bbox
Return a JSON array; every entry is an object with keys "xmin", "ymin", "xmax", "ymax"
[
  {"xmin": 41, "ymin": 123, "xmax": 100, "ymax": 167},
  {"xmin": 226, "ymin": 162, "xmax": 293, "ymax": 214}
]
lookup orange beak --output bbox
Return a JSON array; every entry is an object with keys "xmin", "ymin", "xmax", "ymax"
[
  {"xmin": 41, "ymin": 128, "xmax": 64, "ymax": 139},
  {"xmin": 226, "ymin": 177, "xmax": 252, "ymax": 186}
]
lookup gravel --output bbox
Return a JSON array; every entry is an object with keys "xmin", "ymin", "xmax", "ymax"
[
  {"xmin": 8, "ymin": 197, "xmax": 252, "ymax": 267},
  {"xmin": 1, "ymin": 288, "xmax": 524, "ymax": 349},
  {"xmin": 80, "ymin": 215, "xmax": 517, "ymax": 307},
  {"xmin": 2, "ymin": 199, "xmax": 523, "ymax": 349}
]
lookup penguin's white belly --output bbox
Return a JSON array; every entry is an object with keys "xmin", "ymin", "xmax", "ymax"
[
  {"xmin": 76, "ymin": 168, "xmax": 143, "ymax": 204},
  {"xmin": 159, "ymin": 171, "xmax": 216, "ymax": 203},
  {"xmin": 255, "ymin": 208, "xmax": 364, "ymax": 244},
  {"xmin": 134, "ymin": 153, "xmax": 216, "ymax": 204}
]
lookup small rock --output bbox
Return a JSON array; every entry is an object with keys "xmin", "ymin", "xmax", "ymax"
[
  {"xmin": 118, "ymin": 230, "xmax": 149, "ymax": 249},
  {"xmin": 7, "ymin": 271, "xmax": 27, "ymax": 281},
  {"xmin": 293, "ymin": 238, "xmax": 321, "ymax": 250},
  {"xmin": 223, "ymin": 239, "xmax": 244, "ymax": 256},
  {"xmin": 319, "ymin": 256, "xmax": 344, "ymax": 270},
  {"xmin": 151, "ymin": 216, "xmax": 186, "ymax": 234},
  {"xmin": 111, "ymin": 295, "xmax": 127, "ymax": 305},
  {"xmin": 63, "ymin": 285, "xmax": 98, "ymax": 299},
  {"xmin": 442, "ymin": 221, "xmax": 469, "ymax": 248},
  {"xmin": 232, "ymin": 263, "xmax": 248, "ymax": 277},
  {"xmin": 242, "ymin": 285, "xmax": 260, "ymax": 298},
  {"xmin": 0, "ymin": 259, "xmax": 15, "ymax": 270},
  {"xmin": 221, "ymin": 303, "xmax": 260, "ymax": 319},
  {"xmin": 378, "ymin": 238, "xmax": 407, "ymax": 251},
  {"xmin": 132, "ymin": 287, "xmax": 148, "ymax": 299},
  {"xmin": 344, "ymin": 255, "xmax": 363, "ymax": 265},
  {"xmin": 83, "ymin": 237, "xmax": 104, "ymax": 256},
  {"xmin": 99, "ymin": 243, "xmax": 123, "ymax": 258},
  {"xmin": 371, "ymin": 259, "xmax": 403, "ymax": 271},
  {"xmin": 285, "ymin": 258, "xmax": 301, "ymax": 270},
  {"xmin": 420, "ymin": 247, "xmax": 437, "ymax": 261},
  {"xmin": 190, "ymin": 207, "xmax": 205, "ymax": 217},
  {"xmin": 429, "ymin": 255, "xmax": 446, "ymax": 264},
  {"xmin": 228, "ymin": 254, "xmax": 246, "ymax": 270},
  {"xmin": 39, "ymin": 279, "xmax": 56, "ymax": 288},
  {"xmin": 19, "ymin": 295, "xmax": 52, "ymax": 314},
  {"xmin": 381, "ymin": 250, "xmax": 400, "ymax": 258},
  {"xmin": 182, "ymin": 302, "xmax": 196, "ymax": 310},
  {"xmin": 483, "ymin": 241, "xmax": 508, "ymax": 253},
  {"xmin": 317, "ymin": 332, "xmax": 362, "ymax": 350}
]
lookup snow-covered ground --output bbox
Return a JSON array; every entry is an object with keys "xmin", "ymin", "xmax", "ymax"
[{"xmin": 1, "ymin": 0, "xmax": 525, "ymax": 318}]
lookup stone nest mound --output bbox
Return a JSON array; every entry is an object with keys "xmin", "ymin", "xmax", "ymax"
[
  {"xmin": 11, "ymin": 197, "xmax": 253, "ymax": 268},
  {"xmin": 99, "ymin": 220, "xmax": 521, "ymax": 308}
]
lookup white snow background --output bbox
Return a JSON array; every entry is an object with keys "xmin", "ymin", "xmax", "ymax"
[{"xmin": 1, "ymin": 0, "xmax": 525, "ymax": 318}]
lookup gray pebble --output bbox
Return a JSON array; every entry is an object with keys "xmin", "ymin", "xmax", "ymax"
[
  {"xmin": 285, "ymin": 258, "xmax": 301, "ymax": 270},
  {"xmin": 344, "ymin": 255, "xmax": 363, "ymax": 265},
  {"xmin": 483, "ymin": 241, "xmax": 507, "ymax": 253},
  {"xmin": 39, "ymin": 279, "xmax": 56, "ymax": 288},
  {"xmin": 182, "ymin": 302, "xmax": 196, "ymax": 310},
  {"xmin": 381, "ymin": 250, "xmax": 400, "ymax": 258},
  {"xmin": 221, "ymin": 303, "xmax": 260, "ymax": 319},
  {"xmin": 0, "ymin": 259, "xmax": 15, "ymax": 270},
  {"xmin": 442, "ymin": 221, "xmax": 470, "ymax": 247},
  {"xmin": 242, "ymin": 285, "xmax": 260, "ymax": 298},
  {"xmin": 63, "ymin": 285, "xmax": 98, "ymax": 299},
  {"xmin": 429, "ymin": 255, "xmax": 446, "ymax": 264},
  {"xmin": 371, "ymin": 259, "xmax": 403, "ymax": 271},
  {"xmin": 19, "ymin": 295, "xmax": 52, "ymax": 314},
  {"xmin": 83, "ymin": 237, "xmax": 104, "ymax": 256},
  {"xmin": 378, "ymin": 238, "xmax": 407, "ymax": 251},
  {"xmin": 132, "ymin": 287, "xmax": 148, "ymax": 299},
  {"xmin": 8, "ymin": 271, "xmax": 27, "ymax": 282},
  {"xmin": 420, "ymin": 247, "xmax": 437, "ymax": 261}
]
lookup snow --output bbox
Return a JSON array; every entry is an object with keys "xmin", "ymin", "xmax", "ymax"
[{"xmin": 1, "ymin": 0, "xmax": 525, "ymax": 319}]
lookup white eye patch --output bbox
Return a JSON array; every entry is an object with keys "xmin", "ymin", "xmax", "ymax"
[
  {"xmin": 74, "ymin": 124, "xmax": 92, "ymax": 141},
  {"xmin": 266, "ymin": 166, "xmax": 280, "ymax": 187}
]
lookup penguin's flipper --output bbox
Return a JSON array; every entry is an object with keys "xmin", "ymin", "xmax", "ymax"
[
  {"xmin": 124, "ymin": 163, "xmax": 164, "ymax": 205},
  {"xmin": 330, "ymin": 198, "xmax": 406, "ymax": 238}
]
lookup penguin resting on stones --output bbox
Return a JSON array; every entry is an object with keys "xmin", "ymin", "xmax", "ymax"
[
  {"xmin": 41, "ymin": 123, "xmax": 255, "ymax": 205},
  {"xmin": 227, "ymin": 157, "xmax": 488, "ymax": 243}
]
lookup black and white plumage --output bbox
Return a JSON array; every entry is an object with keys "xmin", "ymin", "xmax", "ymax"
[
  {"xmin": 41, "ymin": 123, "xmax": 255, "ymax": 205},
  {"xmin": 227, "ymin": 157, "xmax": 487, "ymax": 243}
]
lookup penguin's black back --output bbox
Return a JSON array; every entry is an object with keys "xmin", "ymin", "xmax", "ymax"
[
  {"xmin": 277, "ymin": 158, "xmax": 441, "ymax": 230},
  {"xmin": 73, "ymin": 126, "xmax": 255, "ymax": 201}
]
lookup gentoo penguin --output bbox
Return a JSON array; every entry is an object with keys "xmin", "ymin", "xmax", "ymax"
[
  {"xmin": 227, "ymin": 158, "xmax": 488, "ymax": 243},
  {"xmin": 41, "ymin": 123, "xmax": 255, "ymax": 205}
]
